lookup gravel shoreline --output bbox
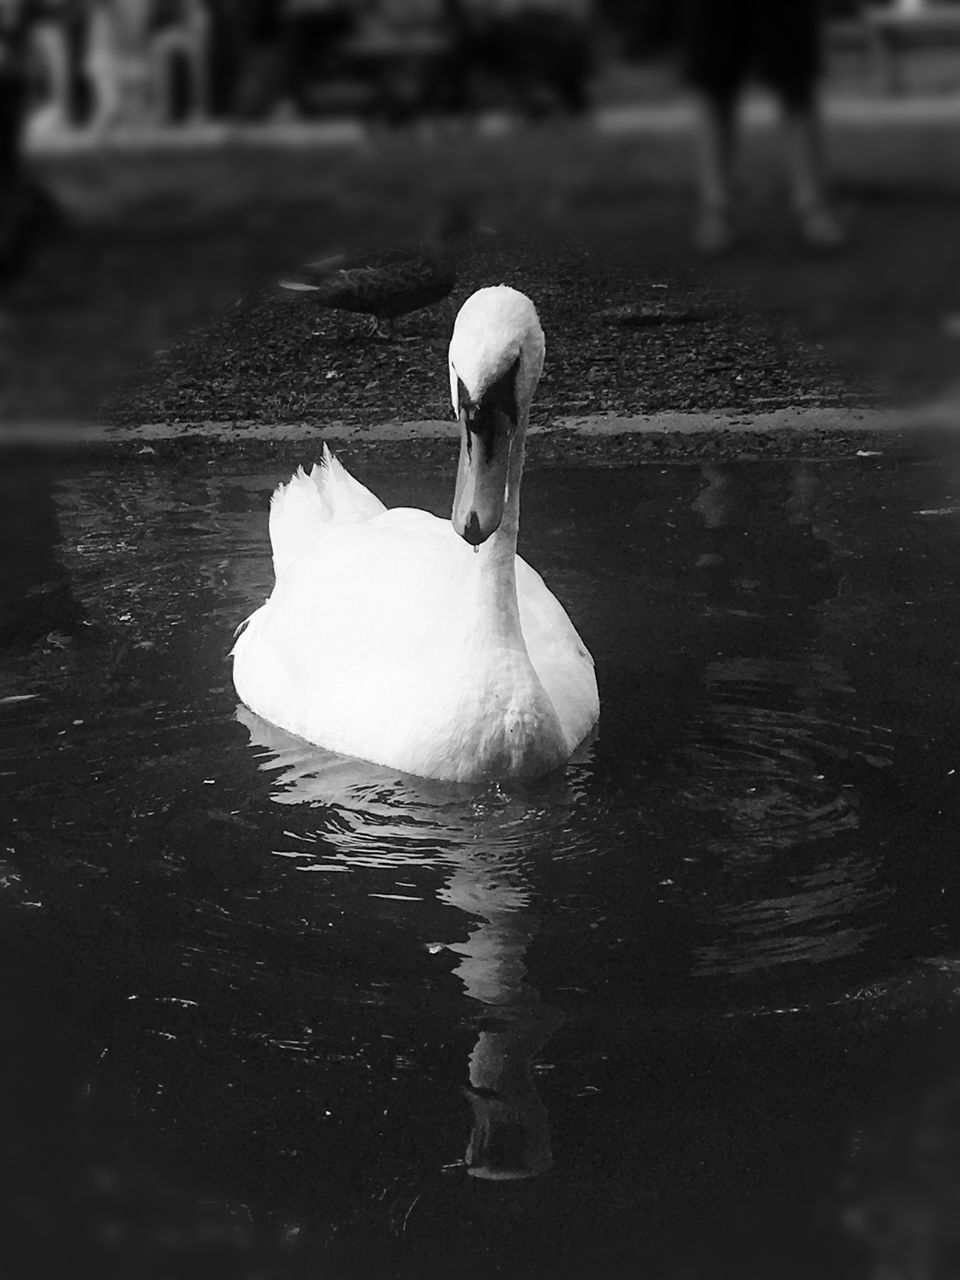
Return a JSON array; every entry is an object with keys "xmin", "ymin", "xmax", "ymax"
[{"xmin": 5, "ymin": 406, "xmax": 938, "ymax": 468}]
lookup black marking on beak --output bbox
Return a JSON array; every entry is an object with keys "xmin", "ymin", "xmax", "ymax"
[
  {"xmin": 458, "ymin": 356, "xmax": 520, "ymax": 463},
  {"xmin": 458, "ymin": 377, "xmax": 474, "ymax": 459}
]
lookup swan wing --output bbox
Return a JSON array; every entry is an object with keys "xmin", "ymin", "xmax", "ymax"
[
  {"xmin": 517, "ymin": 558, "xmax": 599, "ymax": 753},
  {"xmin": 235, "ymin": 509, "xmax": 480, "ymax": 776},
  {"xmin": 268, "ymin": 445, "xmax": 385, "ymax": 577}
]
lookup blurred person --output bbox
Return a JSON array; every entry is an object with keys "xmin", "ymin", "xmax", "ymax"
[
  {"xmin": 0, "ymin": 0, "xmax": 61, "ymax": 290},
  {"xmin": 202, "ymin": 0, "xmax": 246, "ymax": 115},
  {"xmin": 681, "ymin": 0, "xmax": 846, "ymax": 254},
  {"xmin": 147, "ymin": 0, "xmax": 213, "ymax": 122},
  {"xmin": 84, "ymin": 0, "xmax": 153, "ymax": 130},
  {"xmin": 229, "ymin": 0, "xmax": 353, "ymax": 120},
  {"xmin": 229, "ymin": 0, "xmax": 284, "ymax": 117},
  {"xmin": 0, "ymin": 0, "xmax": 31, "ymax": 183},
  {"xmin": 281, "ymin": 0, "xmax": 352, "ymax": 118},
  {"xmin": 26, "ymin": 0, "xmax": 72, "ymax": 134},
  {"xmin": 86, "ymin": 0, "xmax": 211, "ymax": 128},
  {"xmin": 438, "ymin": 0, "xmax": 593, "ymax": 120}
]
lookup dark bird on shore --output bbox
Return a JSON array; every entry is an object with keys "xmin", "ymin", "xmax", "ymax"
[{"xmin": 278, "ymin": 207, "xmax": 490, "ymax": 339}]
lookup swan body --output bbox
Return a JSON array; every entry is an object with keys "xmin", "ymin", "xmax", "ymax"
[{"xmin": 233, "ymin": 286, "xmax": 598, "ymax": 782}]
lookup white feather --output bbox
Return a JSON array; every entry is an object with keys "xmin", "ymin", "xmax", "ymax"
[
  {"xmin": 234, "ymin": 288, "xmax": 598, "ymax": 783},
  {"xmin": 268, "ymin": 444, "xmax": 385, "ymax": 576}
]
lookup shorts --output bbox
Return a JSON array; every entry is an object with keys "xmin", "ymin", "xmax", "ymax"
[{"xmin": 681, "ymin": 0, "xmax": 822, "ymax": 108}]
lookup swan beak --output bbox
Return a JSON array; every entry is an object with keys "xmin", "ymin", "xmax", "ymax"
[
  {"xmin": 452, "ymin": 401, "xmax": 515, "ymax": 546},
  {"xmin": 452, "ymin": 357, "xmax": 520, "ymax": 545}
]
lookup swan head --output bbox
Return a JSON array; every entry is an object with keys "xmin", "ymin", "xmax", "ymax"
[{"xmin": 448, "ymin": 286, "xmax": 545, "ymax": 546}]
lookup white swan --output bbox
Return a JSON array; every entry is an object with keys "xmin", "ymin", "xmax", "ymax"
[{"xmin": 232, "ymin": 285, "xmax": 599, "ymax": 783}]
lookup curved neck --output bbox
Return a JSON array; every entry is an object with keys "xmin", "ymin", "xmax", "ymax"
[{"xmin": 474, "ymin": 414, "xmax": 527, "ymax": 647}]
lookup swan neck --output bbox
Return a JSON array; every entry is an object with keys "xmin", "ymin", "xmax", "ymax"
[{"xmin": 477, "ymin": 417, "xmax": 526, "ymax": 634}]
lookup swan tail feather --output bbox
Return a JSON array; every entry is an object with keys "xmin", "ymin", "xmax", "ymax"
[{"xmin": 269, "ymin": 446, "xmax": 385, "ymax": 577}]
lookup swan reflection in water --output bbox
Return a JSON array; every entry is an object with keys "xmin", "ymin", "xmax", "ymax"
[{"xmin": 237, "ymin": 704, "xmax": 570, "ymax": 1181}]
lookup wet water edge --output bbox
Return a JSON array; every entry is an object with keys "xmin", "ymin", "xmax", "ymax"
[{"xmin": 3, "ymin": 455, "xmax": 960, "ymax": 1278}]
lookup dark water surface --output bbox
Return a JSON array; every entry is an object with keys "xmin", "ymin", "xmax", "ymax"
[{"xmin": 3, "ymin": 456, "xmax": 960, "ymax": 1279}]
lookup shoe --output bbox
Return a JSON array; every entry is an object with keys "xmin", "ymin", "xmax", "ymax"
[
  {"xmin": 796, "ymin": 204, "xmax": 848, "ymax": 253},
  {"xmin": 693, "ymin": 205, "xmax": 736, "ymax": 255}
]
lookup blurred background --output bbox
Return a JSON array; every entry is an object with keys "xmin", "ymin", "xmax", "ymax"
[
  {"xmin": 8, "ymin": 0, "xmax": 960, "ymax": 131},
  {"xmin": 4, "ymin": 7, "xmax": 960, "ymax": 1280},
  {"xmin": 1, "ymin": 0, "xmax": 959, "ymax": 427}
]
